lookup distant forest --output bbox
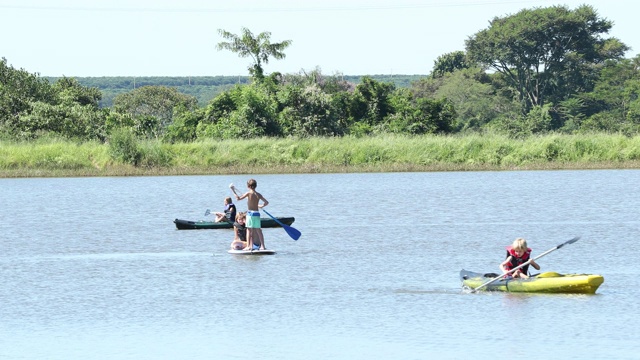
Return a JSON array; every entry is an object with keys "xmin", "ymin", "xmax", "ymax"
[{"xmin": 43, "ymin": 75, "xmax": 424, "ymax": 107}]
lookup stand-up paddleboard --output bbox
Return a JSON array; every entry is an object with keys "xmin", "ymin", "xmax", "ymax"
[{"xmin": 228, "ymin": 249, "xmax": 276, "ymax": 255}]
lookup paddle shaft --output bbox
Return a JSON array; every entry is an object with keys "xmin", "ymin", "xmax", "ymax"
[
  {"xmin": 471, "ymin": 236, "xmax": 580, "ymax": 293},
  {"xmin": 262, "ymin": 209, "xmax": 288, "ymax": 228}
]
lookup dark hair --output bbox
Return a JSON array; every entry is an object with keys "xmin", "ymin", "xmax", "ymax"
[{"xmin": 247, "ymin": 178, "xmax": 257, "ymax": 189}]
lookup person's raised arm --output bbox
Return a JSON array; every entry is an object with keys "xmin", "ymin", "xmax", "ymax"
[{"xmin": 229, "ymin": 185, "xmax": 248, "ymax": 201}]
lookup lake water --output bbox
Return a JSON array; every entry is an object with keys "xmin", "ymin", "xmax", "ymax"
[{"xmin": 1, "ymin": 170, "xmax": 639, "ymax": 359}]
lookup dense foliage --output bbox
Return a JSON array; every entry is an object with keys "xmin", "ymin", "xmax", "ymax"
[{"xmin": 2, "ymin": 5, "xmax": 640, "ymax": 156}]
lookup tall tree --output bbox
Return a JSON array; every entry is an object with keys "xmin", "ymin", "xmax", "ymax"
[
  {"xmin": 216, "ymin": 28, "xmax": 292, "ymax": 82},
  {"xmin": 431, "ymin": 51, "xmax": 470, "ymax": 78},
  {"xmin": 0, "ymin": 57, "xmax": 55, "ymax": 127},
  {"xmin": 465, "ymin": 5, "xmax": 628, "ymax": 116},
  {"xmin": 112, "ymin": 86, "xmax": 198, "ymax": 139}
]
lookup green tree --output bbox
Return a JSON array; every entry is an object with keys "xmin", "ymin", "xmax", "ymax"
[
  {"xmin": 164, "ymin": 106, "xmax": 205, "ymax": 142},
  {"xmin": 431, "ymin": 51, "xmax": 470, "ymax": 78},
  {"xmin": 197, "ymin": 84, "xmax": 279, "ymax": 139},
  {"xmin": 277, "ymin": 83, "xmax": 340, "ymax": 136},
  {"xmin": 575, "ymin": 55, "xmax": 640, "ymax": 133},
  {"xmin": 350, "ymin": 76, "xmax": 395, "ymax": 127},
  {"xmin": 433, "ymin": 68, "xmax": 515, "ymax": 131},
  {"xmin": 1, "ymin": 63, "xmax": 109, "ymax": 140},
  {"xmin": 53, "ymin": 77, "xmax": 102, "ymax": 107},
  {"xmin": 216, "ymin": 27, "xmax": 292, "ymax": 82},
  {"xmin": 112, "ymin": 86, "xmax": 198, "ymax": 139},
  {"xmin": 387, "ymin": 88, "xmax": 456, "ymax": 134},
  {"xmin": 274, "ymin": 68, "xmax": 351, "ymax": 136},
  {"xmin": 0, "ymin": 57, "xmax": 55, "ymax": 131},
  {"xmin": 466, "ymin": 5, "xmax": 628, "ymax": 118}
]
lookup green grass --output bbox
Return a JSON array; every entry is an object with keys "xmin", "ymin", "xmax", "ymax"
[{"xmin": 2, "ymin": 133, "xmax": 640, "ymax": 177}]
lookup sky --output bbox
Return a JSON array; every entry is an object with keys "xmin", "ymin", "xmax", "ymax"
[{"xmin": 1, "ymin": 0, "xmax": 639, "ymax": 77}]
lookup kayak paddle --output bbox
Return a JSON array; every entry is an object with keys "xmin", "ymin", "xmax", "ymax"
[
  {"xmin": 204, "ymin": 209, "xmax": 211, "ymax": 216},
  {"xmin": 470, "ymin": 236, "xmax": 580, "ymax": 293}
]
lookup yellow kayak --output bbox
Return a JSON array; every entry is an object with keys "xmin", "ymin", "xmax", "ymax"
[{"xmin": 460, "ymin": 269, "xmax": 604, "ymax": 294}]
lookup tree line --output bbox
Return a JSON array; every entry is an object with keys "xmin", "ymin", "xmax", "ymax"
[
  {"xmin": 1, "ymin": 4, "xmax": 639, "ymax": 145},
  {"xmin": 42, "ymin": 75, "xmax": 421, "ymax": 108}
]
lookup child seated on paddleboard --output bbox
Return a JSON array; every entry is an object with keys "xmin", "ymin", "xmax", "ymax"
[
  {"xmin": 230, "ymin": 212, "xmax": 261, "ymax": 250},
  {"xmin": 500, "ymin": 238, "xmax": 540, "ymax": 278}
]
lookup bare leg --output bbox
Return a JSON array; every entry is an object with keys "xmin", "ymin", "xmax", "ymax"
[
  {"xmin": 244, "ymin": 227, "xmax": 253, "ymax": 250},
  {"xmin": 257, "ymin": 229, "xmax": 265, "ymax": 250}
]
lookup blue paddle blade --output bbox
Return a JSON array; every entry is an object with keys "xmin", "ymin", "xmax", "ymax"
[
  {"xmin": 204, "ymin": 209, "xmax": 210, "ymax": 216},
  {"xmin": 262, "ymin": 209, "xmax": 301, "ymax": 240},
  {"xmin": 284, "ymin": 225, "xmax": 301, "ymax": 240}
]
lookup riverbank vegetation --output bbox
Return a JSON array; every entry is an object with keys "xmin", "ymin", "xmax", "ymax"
[
  {"xmin": 1, "ymin": 4, "xmax": 640, "ymax": 177},
  {"xmin": 1, "ymin": 133, "xmax": 639, "ymax": 177}
]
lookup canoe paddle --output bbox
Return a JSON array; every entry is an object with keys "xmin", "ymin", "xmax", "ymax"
[
  {"xmin": 470, "ymin": 236, "xmax": 580, "ymax": 293},
  {"xmin": 229, "ymin": 183, "xmax": 301, "ymax": 241}
]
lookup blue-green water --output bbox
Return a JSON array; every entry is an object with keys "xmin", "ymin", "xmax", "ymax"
[{"xmin": 1, "ymin": 170, "xmax": 638, "ymax": 359}]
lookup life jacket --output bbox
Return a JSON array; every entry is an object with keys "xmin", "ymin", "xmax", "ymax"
[
  {"xmin": 225, "ymin": 204, "xmax": 237, "ymax": 222},
  {"xmin": 234, "ymin": 221, "xmax": 246, "ymax": 242},
  {"xmin": 505, "ymin": 246, "xmax": 532, "ymax": 274}
]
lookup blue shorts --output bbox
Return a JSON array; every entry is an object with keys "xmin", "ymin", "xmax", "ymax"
[{"xmin": 246, "ymin": 210, "xmax": 261, "ymax": 229}]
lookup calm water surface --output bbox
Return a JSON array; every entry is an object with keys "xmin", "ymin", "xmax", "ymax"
[{"xmin": 1, "ymin": 170, "xmax": 639, "ymax": 359}]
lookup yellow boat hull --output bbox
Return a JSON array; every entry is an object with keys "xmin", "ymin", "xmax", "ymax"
[{"xmin": 460, "ymin": 270, "xmax": 604, "ymax": 294}]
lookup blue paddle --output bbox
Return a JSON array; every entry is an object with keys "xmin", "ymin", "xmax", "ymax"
[
  {"xmin": 204, "ymin": 209, "xmax": 211, "ymax": 216},
  {"xmin": 262, "ymin": 209, "xmax": 301, "ymax": 240}
]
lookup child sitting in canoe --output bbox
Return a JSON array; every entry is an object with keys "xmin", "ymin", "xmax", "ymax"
[
  {"xmin": 500, "ymin": 238, "xmax": 540, "ymax": 278},
  {"xmin": 215, "ymin": 196, "xmax": 236, "ymax": 223}
]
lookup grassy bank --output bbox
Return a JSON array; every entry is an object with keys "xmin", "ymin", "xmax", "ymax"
[{"xmin": 1, "ymin": 133, "xmax": 640, "ymax": 177}]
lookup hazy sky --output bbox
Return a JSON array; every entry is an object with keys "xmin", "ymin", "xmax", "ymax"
[{"xmin": 1, "ymin": 0, "xmax": 638, "ymax": 77}]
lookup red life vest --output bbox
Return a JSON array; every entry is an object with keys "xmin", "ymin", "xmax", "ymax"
[{"xmin": 505, "ymin": 246, "xmax": 532, "ymax": 272}]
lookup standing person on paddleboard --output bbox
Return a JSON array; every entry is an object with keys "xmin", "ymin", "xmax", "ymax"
[{"xmin": 230, "ymin": 179, "xmax": 269, "ymax": 251}]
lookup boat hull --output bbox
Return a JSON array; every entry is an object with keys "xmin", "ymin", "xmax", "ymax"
[
  {"xmin": 460, "ymin": 269, "xmax": 604, "ymax": 294},
  {"xmin": 174, "ymin": 217, "xmax": 295, "ymax": 230}
]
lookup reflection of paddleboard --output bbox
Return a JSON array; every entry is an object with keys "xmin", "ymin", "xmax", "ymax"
[{"xmin": 228, "ymin": 249, "xmax": 276, "ymax": 255}]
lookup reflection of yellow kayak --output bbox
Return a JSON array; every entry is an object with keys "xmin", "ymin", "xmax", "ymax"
[{"xmin": 460, "ymin": 269, "xmax": 605, "ymax": 294}]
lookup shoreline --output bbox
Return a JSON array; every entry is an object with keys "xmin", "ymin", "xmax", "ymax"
[
  {"xmin": 3, "ymin": 160, "xmax": 640, "ymax": 178},
  {"xmin": 3, "ymin": 133, "xmax": 640, "ymax": 178}
]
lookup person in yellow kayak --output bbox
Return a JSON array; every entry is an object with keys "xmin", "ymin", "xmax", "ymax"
[{"xmin": 500, "ymin": 238, "xmax": 540, "ymax": 278}]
